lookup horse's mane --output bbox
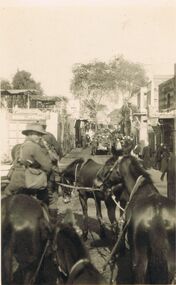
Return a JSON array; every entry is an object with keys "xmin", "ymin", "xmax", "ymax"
[
  {"xmin": 105, "ymin": 156, "xmax": 117, "ymax": 166},
  {"xmin": 83, "ymin": 158, "xmax": 100, "ymax": 166},
  {"xmin": 58, "ymin": 224, "xmax": 89, "ymax": 260},
  {"xmin": 111, "ymin": 148, "xmax": 123, "ymax": 157},
  {"xmin": 62, "ymin": 158, "xmax": 85, "ymax": 174},
  {"xmin": 105, "ymin": 150, "xmax": 123, "ymax": 166},
  {"xmin": 85, "ymin": 158, "xmax": 94, "ymax": 163},
  {"xmin": 121, "ymin": 155, "xmax": 153, "ymax": 183}
]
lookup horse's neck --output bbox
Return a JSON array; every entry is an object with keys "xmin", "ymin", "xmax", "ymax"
[
  {"xmin": 65, "ymin": 247, "xmax": 86, "ymax": 274},
  {"xmin": 124, "ymin": 174, "xmax": 137, "ymax": 195},
  {"xmin": 65, "ymin": 253, "xmax": 76, "ymax": 273}
]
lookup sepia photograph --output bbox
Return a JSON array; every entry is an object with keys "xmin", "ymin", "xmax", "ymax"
[{"xmin": 0, "ymin": 0, "xmax": 176, "ymax": 284}]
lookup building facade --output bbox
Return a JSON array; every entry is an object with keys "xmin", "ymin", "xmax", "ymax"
[
  {"xmin": 146, "ymin": 75, "xmax": 173, "ymax": 153},
  {"xmin": 158, "ymin": 71, "xmax": 176, "ymax": 201}
]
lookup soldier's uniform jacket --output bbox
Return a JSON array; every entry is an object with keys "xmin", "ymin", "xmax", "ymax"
[
  {"xmin": 20, "ymin": 138, "xmax": 52, "ymax": 173},
  {"xmin": 4, "ymin": 138, "xmax": 52, "ymax": 195}
]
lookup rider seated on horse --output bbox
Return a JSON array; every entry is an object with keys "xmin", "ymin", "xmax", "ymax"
[
  {"xmin": 121, "ymin": 136, "xmax": 135, "ymax": 155},
  {"xmin": 3, "ymin": 123, "xmax": 54, "ymax": 207}
]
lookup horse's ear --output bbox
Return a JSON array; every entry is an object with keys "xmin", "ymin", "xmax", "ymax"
[
  {"xmin": 63, "ymin": 208, "xmax": 82, "ymax": 235},
  {"xmin": 63, "ymin": 208, "xmax": 76, "ymax": 226}
]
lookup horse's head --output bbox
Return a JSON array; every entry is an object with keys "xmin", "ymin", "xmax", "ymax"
[
  {"xmin": 60, "ymin": 158, "xmax": 85, "ymax": 184},
  {"xmin": 53, "ymin": 209, "xmax": 88, "ymax": 280},
  {"xmin": 97, "ymin": 154, "xmax": 123, "ymax": 189},
  {"xmin": 118, "ymin": 155, "xmax": 152, "ymax": 193}
]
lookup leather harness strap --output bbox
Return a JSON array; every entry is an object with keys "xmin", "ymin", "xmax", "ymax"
[{"xmin": 68, "ymin": 258, "xmax": 91, "ymax": 284}]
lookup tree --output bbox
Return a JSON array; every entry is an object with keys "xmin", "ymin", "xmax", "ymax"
[
  {"xmin": 70, "ymin": 56, "xmax": 148, "ymax": 125},
  {"xmin": 70, "ymin": 61, "xmax": 115, "ymax": 122},
  {"xmin": 1, "ymin": 80, "xmax": 12, "ymax": 90},
  {"xmin": 109, "ymin": 55, "xmax": 148, "ymax": 99},
  {"xmin": 12, "ymin": 70, "xmax": 43, "ymax": 95}
]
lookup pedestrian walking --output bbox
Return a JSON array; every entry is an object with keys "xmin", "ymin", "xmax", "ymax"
[
  {"xmin": 142, "ymin": 143, "xmax": 151, "ymax": 169},
  {"xmin": 3, "ymin": 123, "xmax": 52, "ymax": 205},
  {"xmin": 155, "ymin": 143, "xmax": 164, "ymax": 170},
  {"xmin": 167, "ymin": 151, "xmax": 176, "ymax": 201},
  {"xmin": 160, "ymin": 145, "xmax": 170, "ymax": 181}
]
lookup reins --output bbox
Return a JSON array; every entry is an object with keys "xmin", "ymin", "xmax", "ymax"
[
  {"xmin": 69, "ymin": 258, "xmax": 90, "ymax": 282},
  {"xmin": 58, "ymin": 182, "xmax": 101, "ymax": 191},
  {"xmin": 29, "ymin": 239, "xmax": 50, "ymax": 284}
]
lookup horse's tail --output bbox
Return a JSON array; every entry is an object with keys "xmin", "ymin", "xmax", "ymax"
[{"xmin": 148, "ymin": 215, "xmax": 169, "ymax": 284}]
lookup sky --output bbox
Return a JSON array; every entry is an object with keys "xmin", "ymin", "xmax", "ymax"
[{"xmin": 1, "ymin": 0, "xmax": 176, "ymax": 97}]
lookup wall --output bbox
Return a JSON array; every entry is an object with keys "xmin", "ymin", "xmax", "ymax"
[
  {"xmin": 0, "ymin": 108, "xmax": 75, "ymax": 162},
  {"xmin": 159, "ymin": 76, "xmax": 176, "ymax": 112}
]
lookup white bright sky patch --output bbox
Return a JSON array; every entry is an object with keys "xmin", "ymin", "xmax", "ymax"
[{"xmin": 1, "ymin": 0, "xmax": 176, "ymax": 96}]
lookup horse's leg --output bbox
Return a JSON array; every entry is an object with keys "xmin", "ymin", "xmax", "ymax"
[
  {"xmin": 167, "ymin": 230, "xmax": 176, "ymax": 283},
  {"xmin": 94, "ymin": 197, "xmax": 106, "ymax": 238},
  {"xmin": 105, "ymin": 198, "xmax": 118, "ymax": 237},
  {"xmin": 133, "ymin": 246, "xmax": 148, "ymax": 284},
  {"xmin": 132, "ymin": 229, "xmax": 148, "ymax": 284},
  {"xmin": 79, "ymin": 193, "xmax": 89, "ymax": 241}
]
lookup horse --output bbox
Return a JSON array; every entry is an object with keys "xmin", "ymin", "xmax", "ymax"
[
  {"xmin": 53, "ymin": 208, "xmax": 104, "ymax": 284},
  {"xmin": 60, "ymin": 154, "xmax": 125, "ymax": 241},
  {"xmin": 1, "ymin": 194, "xmax": 57, "ymax": 285},
  {"xmin": 114, "ymin": 155, "xmax": 176, "ymax": 284}
]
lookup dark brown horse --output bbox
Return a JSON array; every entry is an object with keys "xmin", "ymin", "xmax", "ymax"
[
  {"xmin": 115, "ymin": 155, "xmax": 176, "ymax": 284},
  {"xmin": 1, "ymin": 194, "xmax": 57, "ymax": 285},
  {"xmin": 60, "ymin": 154, "xmax": 125, "ymax": 241},
  {"xmin": 53, "ymin": 209, "xmax": 104, "ymax": 284}
]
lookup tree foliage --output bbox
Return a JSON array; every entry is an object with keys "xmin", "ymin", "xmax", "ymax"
[
  {"xmin": 109, "ymin": 55, "xmax": 148, "ymax": 98},
  {"xmin": 70, "ymin": 56, "xmax": 148, "ymax": 120},
  {"xmin": 12, "ymin": 70, "xmax": 43, "ymax": 95},
  {"xmin": 1, "ymin": 80, "xmax": 12, "ymax": 90}
]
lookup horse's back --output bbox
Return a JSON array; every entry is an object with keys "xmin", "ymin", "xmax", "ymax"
[{"xmin": 79, "ymin": 159, "xmax": 102, "ymax": 186}]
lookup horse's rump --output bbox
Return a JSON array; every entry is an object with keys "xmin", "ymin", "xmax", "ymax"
[{"xmin": 132, "ymin": 195, "xmax": 175, "ymax": 284}]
